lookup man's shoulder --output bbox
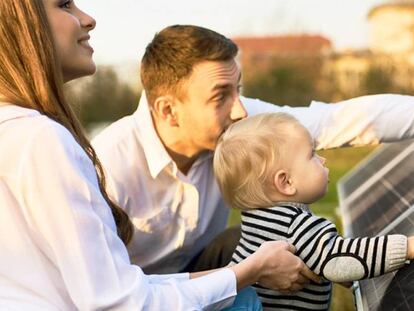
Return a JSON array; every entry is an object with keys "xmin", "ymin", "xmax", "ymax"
[
  {"xmin": 92, "ymin": 115, "xmax": 143, "ymax": 151},
  {"xmin": 91, "ymin": 114, "xmax": 150, "ymax": 174}
]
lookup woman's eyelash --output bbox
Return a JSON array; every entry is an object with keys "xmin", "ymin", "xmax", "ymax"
[{"xmin": 59, "ymin": 0, "xmax": 72, "ymax": 9}]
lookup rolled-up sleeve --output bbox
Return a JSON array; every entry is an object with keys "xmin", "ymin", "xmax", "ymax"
[
  {"xmin": 17, "ymin": 120, "xmax": 236, "ymax": 310},
  {"xmin": 241, "ymin": 94, "xmax": 414, "ymax": 149}
]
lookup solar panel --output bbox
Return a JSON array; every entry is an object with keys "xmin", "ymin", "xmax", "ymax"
[
  {"xmin": 338, "ymin": 139, "xmax": 414, "ymax": 311},
  {"xmin": 338, "ymin": 139, "xmax": 414, "ymax": 201}
]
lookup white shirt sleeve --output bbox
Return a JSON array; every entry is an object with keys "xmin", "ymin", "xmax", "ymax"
[
  {"xmin": 18, "ymin": 121, "xmax": 236, "ymax": 310},
  {"xmin": 241, "ymin": 94, "xmax": 414, "ymax": 149},
  {"xmin": 147, "ymin": 273, "xmax": 190, "ymax": 283}
]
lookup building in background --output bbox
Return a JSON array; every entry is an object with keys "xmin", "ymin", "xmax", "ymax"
[
  {"xmin": 232, "ymin": 35, "xmax": 335, "ymax": 104},
  {"xmin": 327, "ymin": 0, "xmax": 414, "ymax": 97},
  {"xmin": 369, "ymin": 0, "xmax": 414, "ymax": 57},
  {"xmin": 234, "ymin": 0, "xmax": 414, "ymax": 102},
  {"xmin": 233, "ymin": 35, "xmax": 332, "ymax": 81}
]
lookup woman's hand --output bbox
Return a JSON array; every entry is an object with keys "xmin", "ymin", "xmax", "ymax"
[{"xmin": 230, "ymin": 240, "xmax": 321, "ymax": 292}]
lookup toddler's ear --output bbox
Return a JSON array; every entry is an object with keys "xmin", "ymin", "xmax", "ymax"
[{"xmin": 273, "ymin": 170, "xmax": 296, "ymax": 196}]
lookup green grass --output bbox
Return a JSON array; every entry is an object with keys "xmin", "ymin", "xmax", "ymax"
[{"xmin": 227, "ymin": 145, "xmax": 378, "ymax": 311}]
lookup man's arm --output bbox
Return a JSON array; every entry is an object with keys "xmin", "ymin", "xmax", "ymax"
[{"xmin": 242, "ymin": 94, "xmax": 414, "ymax": 149}]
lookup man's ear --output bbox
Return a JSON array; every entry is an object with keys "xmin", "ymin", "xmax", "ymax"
[
  {"xmin": 273, "ymin": 170, "xmax": 296, "ymax": 196},
  {"xmin": 152, "ymin": 95, "xmax": 179, "ymax": 126}
]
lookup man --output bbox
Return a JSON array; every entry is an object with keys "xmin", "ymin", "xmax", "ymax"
[{"xmin": 92, "ymin": 25, "xmax": 414, "ymax": 277}]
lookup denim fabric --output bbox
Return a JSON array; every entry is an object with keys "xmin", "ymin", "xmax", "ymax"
[{"xmin": 221, "ymin": 287, "xmax": 262, "ymax": 311}]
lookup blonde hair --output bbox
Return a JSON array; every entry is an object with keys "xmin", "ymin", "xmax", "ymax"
[
  {"xmin": 0, "ymin": 0, "xmax": 133, "ymax": 244},
  {"xmin": 213, "ymin": 112, "xmax": 301, "ymax": 210}
]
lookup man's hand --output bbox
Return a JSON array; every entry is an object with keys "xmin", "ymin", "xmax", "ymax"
[
  {"xmin": 230, "ymin": 240, "xmax": 320, "ymax": 292},
  {"xmin": 407, "ymin": 236, "xmax": 414, "ymax": 260}
]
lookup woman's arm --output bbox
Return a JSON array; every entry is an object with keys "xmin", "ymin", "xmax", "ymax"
[
  {"xmin": 190, "ymin": 241, "xmax": 320, "ymax": 291},
  {"xmin": 18, "ymin": 120, "xmax": 237, "ymax": 310}
]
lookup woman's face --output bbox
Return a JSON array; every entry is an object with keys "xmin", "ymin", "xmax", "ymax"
[{"xmin": 43, "ymin": 0, "xmax": 96, "ymax": 82}]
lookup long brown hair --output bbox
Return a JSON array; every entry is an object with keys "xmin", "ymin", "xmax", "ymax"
[{"xmin": 0, "ymin": 0, "xmax": 133, "ymax": 244}]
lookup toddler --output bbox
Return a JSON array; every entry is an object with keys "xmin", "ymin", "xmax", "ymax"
[{"xmin": 213, "ymin": 112, "xmax": 414, "ymax": 310}]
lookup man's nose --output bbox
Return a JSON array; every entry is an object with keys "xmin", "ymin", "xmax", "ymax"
[{"xmin": 230, "ymin": 96, "xmax": 247, "ymax": 121}]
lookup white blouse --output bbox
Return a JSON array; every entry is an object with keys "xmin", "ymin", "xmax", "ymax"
[{"xmin": 0, "ymin": 104, "xmax": 236, "ymax": 311}]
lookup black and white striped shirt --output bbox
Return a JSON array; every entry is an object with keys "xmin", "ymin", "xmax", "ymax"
[{"xmin": 231, "ymin": 202, "xmax": 407, "ymax": 311}]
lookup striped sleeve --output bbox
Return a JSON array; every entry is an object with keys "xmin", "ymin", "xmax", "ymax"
[
  {"xmin": 232, "ymin": 207, "xmax": 298, "ymax": 264},
  {"xmin": 287, "ymin": 212, "xmax": 408, "ymax": 282}
]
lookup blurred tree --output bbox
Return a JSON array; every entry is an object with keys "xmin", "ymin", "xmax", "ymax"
[
  {"xmin": 66, "ymin": 66, "xmax": 140, "ymax": 130},
  {"xmin": 362, "ymin": 65, "xmax": 395, "ymax": 95},
  {"xmin": 242, "ymin": 56, "xmax": 336, "ymax": 106},
  {"xmin": 242, "ymin": 57, "xmax": 414, "ymax": 107},
  {"xmin": 359, "ymin": 64, "xmax": 414, "ymax": 97}
]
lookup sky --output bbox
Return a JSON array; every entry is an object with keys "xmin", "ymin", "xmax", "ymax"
[{"xmin": 76, "ymin": 0, "xmax": 386, "ymax": 65}]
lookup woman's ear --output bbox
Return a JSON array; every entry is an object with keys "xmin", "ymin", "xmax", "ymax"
[
  {"xmin": 273, "ymin": 169, "xmax": 296, "ymax": 196},
  {"xmin": 152, "ymin": 95, "xmax": 179, "ymax": 127}
]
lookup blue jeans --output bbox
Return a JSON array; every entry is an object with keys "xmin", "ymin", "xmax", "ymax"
[{"xmin": 221, "ymin": 287, "xmax": 263, "ymax": 311}]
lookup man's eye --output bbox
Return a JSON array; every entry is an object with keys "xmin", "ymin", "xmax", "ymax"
[{"xmin": 215, "ymin": 93, "xmax": 226, "ymax": 103}]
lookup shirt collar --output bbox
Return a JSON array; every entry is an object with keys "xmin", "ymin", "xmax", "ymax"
[
  {"xmin": 277, "ymin": 201, "xmax": 311, "ymax": 213},
  {"xmin": 133, "ymin": 91, "xmax": 173, "ymax": 179}
]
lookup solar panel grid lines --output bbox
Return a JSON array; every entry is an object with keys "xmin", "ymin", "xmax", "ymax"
[
  {"xmin": 338, "ymin": 141, "xmax": 414, "ymax": 237},
  {"xmin": 356, "ymin": 209, "xmax": 414, "ymax": 309},
  {"xmin": 339, "ymin": 139, "xmax": 414, "ymax": 199},
  {"xmin": 339, "ymin": 141, "xmax": 414, "ymax": 236},
  {"xmin": 357, "ymin": 257, "xmax": 414, "ymax": 310},
  {"xmin": 343, "ymin": 155, "xmax": 414, "ymax": 237},
  {"xmin": 377, "ymin": 205, "xmax": 414, "ymax": 237},
  {"xmin": 338, "ymin": 139, "xmax": 414, "ymax": 311},
  {"xmin": 341, "ymin": 141, "xmax": 414, "ymax": 207},
  {"xmin": 345, "ymin": 184, "xmax": 401, "ymax": 236}
]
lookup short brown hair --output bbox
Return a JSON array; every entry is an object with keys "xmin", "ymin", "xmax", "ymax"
[
  {"xmin": 214, "ymin": 113, "xmax": 302, "ymax": 210},
  {"xmin": 141, "ymin": 25, "xmax": 238, "ymax": 105}
]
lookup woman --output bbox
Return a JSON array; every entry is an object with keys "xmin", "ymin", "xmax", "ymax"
[{"xmin": 0, "ymin": 1, "xmax": 311, "ymax": 310}]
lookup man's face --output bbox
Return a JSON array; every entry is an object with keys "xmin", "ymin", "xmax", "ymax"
[{"xmin": 175, "ymin": 59, "xmax": 247, "ymax": 153}]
